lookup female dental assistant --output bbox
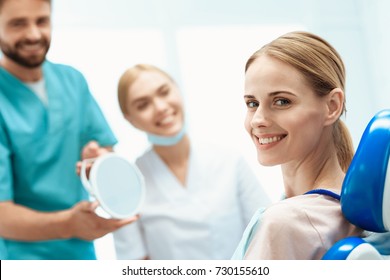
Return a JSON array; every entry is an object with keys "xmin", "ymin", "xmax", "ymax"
[{"xmin": 113, "ymin": 64, "xmax": 271, "ymax": 259}]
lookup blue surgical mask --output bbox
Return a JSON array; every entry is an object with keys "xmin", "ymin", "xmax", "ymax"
[{"xmin": 147, "ymin": 124, "xmax": 186, "ymax": 146}]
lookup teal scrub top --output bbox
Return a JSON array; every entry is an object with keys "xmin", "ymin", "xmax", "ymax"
[{"xmin": 0, "ymin": 61, "xmax": 117, "ymax": 259}]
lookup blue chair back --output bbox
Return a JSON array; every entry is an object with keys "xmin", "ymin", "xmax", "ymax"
[{"xmin": 323, "ymin": 109, "xmax": 390, "ymax": 260}]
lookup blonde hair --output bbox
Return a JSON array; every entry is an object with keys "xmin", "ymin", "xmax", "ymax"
[
  {"xmin": 246, "ymin": 31, "xmax": 354, "ymax": 172},
  {"xmin": 117, "ymin": 64, "xmax": 174, "ymax": 116}
]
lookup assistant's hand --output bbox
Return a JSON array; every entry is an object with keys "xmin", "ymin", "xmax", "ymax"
[{"xmin": 62, "ymin": 201, "xmax": 138, "ymax": 241}]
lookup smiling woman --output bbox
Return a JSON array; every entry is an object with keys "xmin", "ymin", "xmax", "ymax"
[
  {"xmin": 118, "ymin": 64, "xmax": 185, "ymax": 141},
  {"xmin": 244, "ymin": 54, "xmax": 338, "ymax": 169},
  {"xmin": 232, "ymin": 31, "xmax": 363, "ymax": 260}
]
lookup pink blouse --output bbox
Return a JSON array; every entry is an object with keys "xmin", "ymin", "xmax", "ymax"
[{"xmin": 244, "ymin": 191, "xmax": 363, "ymax": 260}]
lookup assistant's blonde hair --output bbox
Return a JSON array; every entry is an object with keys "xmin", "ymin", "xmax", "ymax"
[
  {"xmin": 117, "ymin": 64, "xmax": 174, "ymax": 116},
  {"xmin": 246, "ymin": 31, "xmax": 354, "ymax": 172}
]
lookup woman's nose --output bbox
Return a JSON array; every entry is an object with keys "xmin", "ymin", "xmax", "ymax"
[
  {"xmin": 153, "ymin": 98, "xmax": 169, "ymax": 112},
  {"xmin": 251, "ymin": 106, "xmax": 271, "ymax": 128}
]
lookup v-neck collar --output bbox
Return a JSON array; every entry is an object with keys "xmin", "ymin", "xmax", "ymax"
[
  {"xmin": 41, "ymin": 62, "xmax": 63, "ymax": 135},
  {"xmin": 0, "ymin": 61, "xmax": 66, "ymax": 136},
  {"xmin": 149, "ymin": 146, "xmax": 194, "ymax": 200},
  {"xmin": 0, "ymin": 65, "xmax": 47, "ymax": 108}
]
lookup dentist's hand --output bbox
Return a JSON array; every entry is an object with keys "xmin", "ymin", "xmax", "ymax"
[
  {"xmin": 81, "ymin": 140, "xmax": 112, "ymax": 159},
  {"xmin": 76, "ymin": 141, "xmax": 113, "ymax": 176},
  {"xmin": 61, "ymin": 201, "xmax": 138, "ymax": 241}
]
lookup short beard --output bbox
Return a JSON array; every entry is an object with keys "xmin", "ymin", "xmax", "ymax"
[{"xmin": 0, "ymin": 38, "xmax": 50, "ymax": 68}]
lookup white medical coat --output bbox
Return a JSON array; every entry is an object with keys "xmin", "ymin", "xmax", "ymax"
[{"xmin": 113, "ymin": 142, "xmax": 270, "ymax": 259}]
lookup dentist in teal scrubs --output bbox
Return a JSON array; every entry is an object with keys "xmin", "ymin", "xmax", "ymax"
[{"xmin": 0, "ymin": 0, "xmax": 135, "ymax": 259}]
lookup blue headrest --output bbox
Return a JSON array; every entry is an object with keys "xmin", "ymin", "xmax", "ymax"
[{"xmin": 341, "ymin": 109, "xmax": 390, "ymax": 232}]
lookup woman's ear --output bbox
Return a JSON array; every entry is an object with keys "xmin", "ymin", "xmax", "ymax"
[{"xmin": 324, "ymin": 88, "xmax": 344, "ymax": 126}]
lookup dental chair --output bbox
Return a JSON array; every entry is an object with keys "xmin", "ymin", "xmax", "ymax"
[{"xmin": 323, "ymin": 109, "xmax": 390, "ymax": 260}]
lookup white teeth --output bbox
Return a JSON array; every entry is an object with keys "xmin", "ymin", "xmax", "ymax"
[
  {"xmin": 259, "ymin": 136, "xmax": 284, "ymax": 145},
  {"xmin": 158, "ymin": 115, "xmax": 174, "ymax": 125}
]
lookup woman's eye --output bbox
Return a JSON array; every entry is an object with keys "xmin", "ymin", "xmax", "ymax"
[
  {"xmin": 137, "ymin": 102, "xmax": 148, "ymax": 110},
  {"xmin": 246, "ymin": 101, "xmax": 258, "ymax": 108},
  {"xmin": 160, "ymin": 89, "xmax": 169, "ymax": 96},
  {"xmin": 274, "ymin": 98, "xmax": 290, "ymax": 106}
]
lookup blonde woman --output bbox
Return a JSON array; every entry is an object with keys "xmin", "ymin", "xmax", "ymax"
[{"xmin": 232, "ymin": 31, "xmax": 363, "ymax": 260}]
